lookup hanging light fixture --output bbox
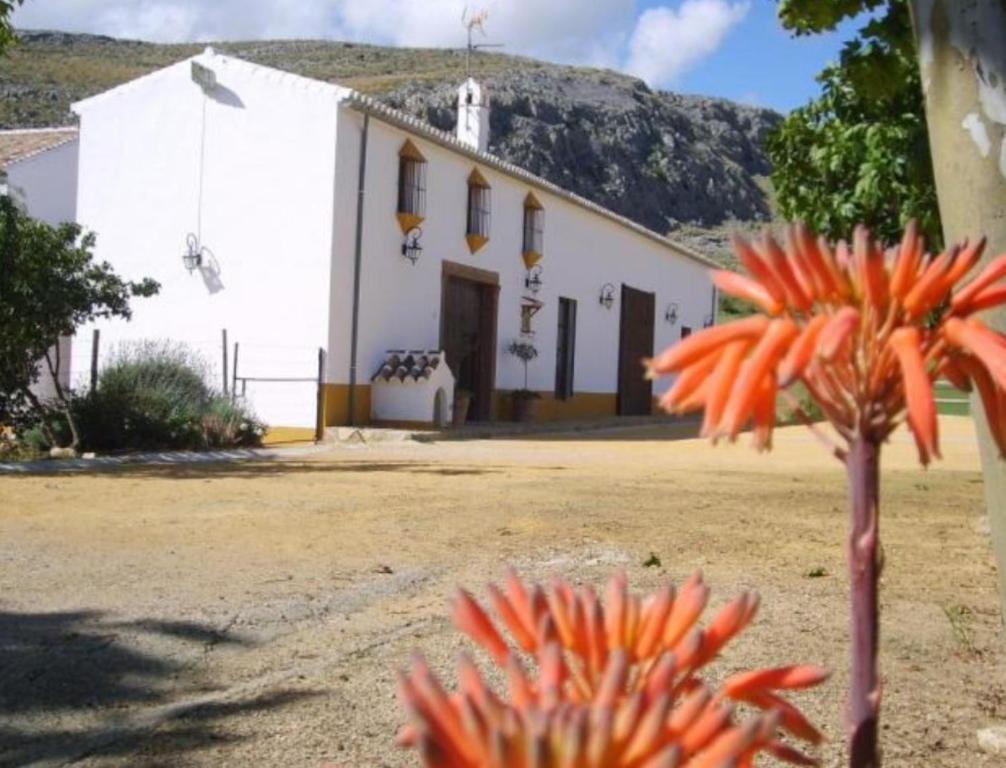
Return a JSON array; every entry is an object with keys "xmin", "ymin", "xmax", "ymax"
[
  {"xmin": 524, "ymin": 264, "xmax": 543, "ymax": 294},
  {"xmin": 599, "ymin": 283, "xmax": 615, "ymax": 310},
  {"xmin": 402, "ymin": 226, "xmax": 423, "ymax": 265},
  {"xmin": 664, "ymin": 302, "xmax": 679, "ymax": 325},
  {"xmin": 182, "ymin": 233, "xmax": 204, "ymax": 272}
]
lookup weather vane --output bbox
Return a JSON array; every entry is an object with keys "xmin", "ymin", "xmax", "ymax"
[{"xmin": 462, "ymin": 6, "xmax": 503, "ymax": 79}]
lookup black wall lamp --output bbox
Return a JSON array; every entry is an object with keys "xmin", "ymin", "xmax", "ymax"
[
  {"xmin": 664, "ymin": 302, "xmax": 679, "ymax": 325},
  {"xmin": 599, "ymin": 283, "xmax": 615, "ymax": 310},
  {"xmin": 182, "ymin": 233, "xmax": 204, "ymax": 272},
  {"xmin": 402, "ymin": 226, "xmax": 423, "ymax": 265},
  {"xmin": 524, "ymin": 264, "xmax": 543, "ymax": 294}
]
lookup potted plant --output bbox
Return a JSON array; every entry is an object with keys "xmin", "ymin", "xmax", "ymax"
[
  {"xmin": 507, "ymin": 340, "xmax": 540, "ymax": 422},
  {"xmin": 452, "ymin": 387, "xmax": 473, "ymax": 427}
]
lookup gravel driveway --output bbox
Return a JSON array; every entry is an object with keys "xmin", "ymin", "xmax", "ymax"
[{"xmin": 1, "ymin": 417, "xmax": 1002, "ymax": 767}]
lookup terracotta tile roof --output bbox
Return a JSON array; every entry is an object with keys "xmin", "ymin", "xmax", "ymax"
[
  {"xmin": 372, "ymin": 350, "xmax": 444, "ymax": 383},
  {"xmin": 0, "ymin": 128, "xmax": 78, "ymax": 167}
]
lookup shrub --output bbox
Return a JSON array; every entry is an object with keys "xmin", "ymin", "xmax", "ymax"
[
  {"xmin": 200, "ymin": 396, "xmax": 265, "ymax": 448},
  {"xmin": 74, "ymin": 342, "xmax": 211, "ymax": 451},
  {"xmin": 17, "ymin": 341, "xmax": 265, "ymax": 453}
]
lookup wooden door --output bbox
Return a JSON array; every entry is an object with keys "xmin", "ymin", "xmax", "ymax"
[
  {"xmin": 555, "ymin": 297, "xmax": 577, "ymax": 400},
  {"xmin": 441, "ymin": 271, "xmax": 498, "ymax": 421},
  {"xmin": 618, "ymin": 284, "xmax": 655, "ymax": 416}
]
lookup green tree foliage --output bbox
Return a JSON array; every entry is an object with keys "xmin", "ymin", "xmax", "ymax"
[
  {"xmin": 769, "ymin": 0, "xmax": 941, "ymax": 247},
  {"xmin": 0, "ymin": 195, "xmax": 159, "ymax": 447},
  {"xmin": 0, "ymin": 0, "xmax": 25, "ymax": 56}
]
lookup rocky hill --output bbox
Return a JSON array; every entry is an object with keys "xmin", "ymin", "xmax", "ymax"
[{"xmin": 2, "ymin": 31, "xmax": 780, "ymax": 235}]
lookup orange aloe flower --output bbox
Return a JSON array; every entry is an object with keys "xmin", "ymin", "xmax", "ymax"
[
  {"xmin": 648, "ymin": 221, "xmax": 1005, "ymax": 464},
  {"xmin": 399, "ymin": 570, "xmax": 828, "ymax": 767},
  {"xmin": 647, "ymin": 221, "xmax": 1006, "ymax": 768}
]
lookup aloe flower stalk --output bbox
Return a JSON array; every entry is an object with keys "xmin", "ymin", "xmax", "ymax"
[
  {"xmin": 399, "ymin": 570, "xmax": 828, "ymax": 767},
  {"xmin": 647, "ymin": 221, "xmax": 1006, "ymax": 768}
]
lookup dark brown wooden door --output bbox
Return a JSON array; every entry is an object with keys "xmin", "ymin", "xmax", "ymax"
[
  {"xmin": 618, "ymin": 284, "xmax": 655, "ymax": 416},
  {"xmin": 441, "ymin": 274, "xmax": 498, "ymax": 421}
]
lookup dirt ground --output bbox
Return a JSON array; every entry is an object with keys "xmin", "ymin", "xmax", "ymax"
[{"xmin": 1, "ymin": 415, "xmax": 1003, "ymax": 767}]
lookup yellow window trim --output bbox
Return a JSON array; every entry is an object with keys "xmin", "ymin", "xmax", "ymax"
[
  {"xmin": 399, "ymin": 139, "xmax": 426, "ymax": 161},
  {"xmin": 466, "ymin": 233, "xmax": 489, "ymax": 253},
  {"xmin": 523, "ymin": 192, "xmax": 544, "ymax": 265},
  {"xmin": 522, "ymin": 250, "xmax": 543, "ymax": 269},
  {"xmin": 397, "ymin": 211, "xmax": 425, "ymax": 234},
  {"xmin": 468, "ymin": 167, "xmax": 490, "ymax": 188},
  {"xmin": 397, "ymin": 141, "xmax": 427, "ymax": 233}
]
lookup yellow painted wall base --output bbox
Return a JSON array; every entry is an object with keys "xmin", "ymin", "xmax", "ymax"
[
  {"xmin": 262, "ymin": 426, "xmax": 317, "ymax": 445},
  {"xmin": 323, "ymin": 386, "xmax": 626, "ymax": 427},
  {"xmin": 492, "ymin": 391, "xmax": 617, "ymax": 422},
  {"xmin": 323, "ymin": 384, "xmax": 372, "ymax": 427}
]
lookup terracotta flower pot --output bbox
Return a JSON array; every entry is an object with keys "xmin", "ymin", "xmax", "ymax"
[
  {"xmin": 511, "ymin": 393, "xmax": 537, "ymax": 423},
  {"xmin": 452, "ymin": 393, "xmax": 472, "ymax": 427}
]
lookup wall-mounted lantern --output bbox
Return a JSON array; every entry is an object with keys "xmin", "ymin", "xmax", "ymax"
[
  {"xmin": 599, "ymin": 283, "xmax": 616, "ymax": 310},
  {"xmin": 402, "ymin": 226, "xmax": 423, "ymax": 265},
  {"xmin": 182, "ymin": 233, "xmax": 204, "ymax": 272},
  {"xmin": 664, "ymin": 302, "xmax": 679, "ymax": 325},
  {"xmin": 524, "ymin": 264, "xmax": 543, "ymax": 294}
]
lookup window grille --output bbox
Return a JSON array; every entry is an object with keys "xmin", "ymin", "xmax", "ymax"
[
  {"xmin": 398, "ymin": 155, "xmax": 426, "ymax": 219},
  {"xmin": 467, "ymin": 182, "xmax": 491, "ymax": 237},
  {"xmin": 523, "ymin": 204, "xmax": 544, "ymax": 256}
]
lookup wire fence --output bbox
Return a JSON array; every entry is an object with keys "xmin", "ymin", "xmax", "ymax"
[{"xmin": 69, "ymin": 329, "xmax": 326, "ymax": 435}]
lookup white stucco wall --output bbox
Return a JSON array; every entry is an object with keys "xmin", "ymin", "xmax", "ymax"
[
  {"xmin": 70, "ymin": 53, "xmax": 345, "ymax": 428},
  {"xmin": 5, "ymin": 139, "xmax": 78, "ymax": 226},
  {"xmin": 330, "ymin": 107, "xmax": 714, "ymax": 402}
]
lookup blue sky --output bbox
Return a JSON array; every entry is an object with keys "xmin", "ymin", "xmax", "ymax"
[
  {"xmin": 13, "ymin": 0, "xmax": 869, "ymax": 113},
  {"xmin": 667, "ymin": 2, "xmax": 862, "ymax": 110}
]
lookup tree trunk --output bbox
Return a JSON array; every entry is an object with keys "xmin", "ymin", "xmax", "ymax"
[
  {"xmin": 20, "ymin": 386, "xmax": 56, "ymax": 447},
  {"xmin": 846, "ymin": 437, "xmax": 881, "ymax": 768},
  {"xmin": 43, "ymin": 345, "xmax": 80, "ymax": 450},
  {"xmin": 909, "ymin": 0, "xmax": 1006, "ymax": 620}
]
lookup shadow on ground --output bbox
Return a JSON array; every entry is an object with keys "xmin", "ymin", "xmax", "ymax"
[
  {"xmin": 0, "ymin": 609, "xmax": 316, "ymax": 765},
  {"xmin": 422, "ymin": 416, "xmax": 703, "ymax": 444},
  {"xmin": 8, "ymin": 461, "xmax": 508, "ymax": 480}
]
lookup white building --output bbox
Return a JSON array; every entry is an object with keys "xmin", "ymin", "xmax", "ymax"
[
  {"xmin": 68, "ymin": 50, "xmax": 717, "ymax": 431},
  {"xmin": 1, "ymin": 127, "xmax": 80, "ymax": 402}
]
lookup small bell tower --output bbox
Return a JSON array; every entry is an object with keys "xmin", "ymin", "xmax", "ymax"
[
  {"xmin": 456, "ymin": 78, "xmax": 490, "ymax": 153},
  {"xmin": 456, "ymin": 8, "xmax": 498, "ymax": 153}
]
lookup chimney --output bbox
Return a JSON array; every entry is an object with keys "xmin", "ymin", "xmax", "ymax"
[{"xmin": 456, "ymin": 78, "xmax": 490, "ymax": 153}]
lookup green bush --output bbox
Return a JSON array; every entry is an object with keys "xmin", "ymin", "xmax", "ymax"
[
  {"xmin": 17, "ymin": 341, "xmax": 265, "ymax": 453},
  {"xmin": 75, "ymin": 342, "xmax": 211, "ymax": 451},
  {"xmin": 200, "ymin": 396, "xmax": 266, "ymax": 448}
]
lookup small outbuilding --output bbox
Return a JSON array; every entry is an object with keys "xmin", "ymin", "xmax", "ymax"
[
  {"xmin": 370, "ymin": 350, "xmax": 455, "ymax": 429},
  {"xmin": 1, "ymin": 127, "xmax": 80, "ymax": 403}
]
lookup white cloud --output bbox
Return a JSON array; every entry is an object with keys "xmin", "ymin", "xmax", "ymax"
[
  {"xmin": 13, "ymin": 0, "xmax": 337, "ymax": 42},
  {"xmin": 333, "ymin": 0, "xmax": 636, "ymax": 70},
  {"xmin": 13, "ymin": 0, "xmax": 746, "ymax": 86},
  {"xmin": 626, "ymin": 0, "xmax": 749, "ymax": 86}
]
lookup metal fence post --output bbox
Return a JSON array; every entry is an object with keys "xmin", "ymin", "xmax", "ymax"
[
  {"xmin": 231, "ymin": 342, "xmax": 239, "ymax": 401},
  {"xmin": 221, "ymin": 328, "xmax": 229, "ymax": 395},
  {"xmin": 315, "ymin": 347, "xmax": 326, "ymax": 442},
  {"xmin": 89, "ymin": 329, "xmax": 100, "ymax": 391}
]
